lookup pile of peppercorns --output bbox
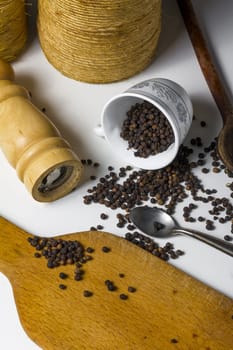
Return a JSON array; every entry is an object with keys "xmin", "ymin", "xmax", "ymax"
[
  {"xmin": 120, "ymin": 101, "xmax": 175, "ymax": 158},
  {"xmin": 83, "ymin": 145, "xmax": 194, "ymax": 214},
  {"xmin": 28, "ymin": 236, "xmax": 93, "ymax": 292},
  {"xmin": 28, "ymin": 236, "xmax": 137, "ymax": 299}
]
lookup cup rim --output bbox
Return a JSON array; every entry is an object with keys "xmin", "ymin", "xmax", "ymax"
[{"xmin": 101, "ymin": 92, "xmax": 181, "ymax": 170}]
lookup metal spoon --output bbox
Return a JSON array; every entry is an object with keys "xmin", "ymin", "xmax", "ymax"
[{"xmin": 129, "ymin": 206, "xmax": 233, "ymax": 257}]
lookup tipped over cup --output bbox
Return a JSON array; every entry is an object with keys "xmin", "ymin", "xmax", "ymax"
[{"xmin": 95, "ymin": 78, "xmax": 193, "ymax": 170}]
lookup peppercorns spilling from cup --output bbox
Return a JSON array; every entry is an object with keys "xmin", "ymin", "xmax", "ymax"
[
  {"xmin": 120, "ymin": 101, "xmax": 175, "ymax": 158},
  {"xmin": 83, "ymin": 137, "xmax": 233, "ymax": 240}
]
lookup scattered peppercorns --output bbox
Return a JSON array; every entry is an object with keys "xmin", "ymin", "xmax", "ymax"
[
  {"xmin": 28, "ymin": 235, "xmax": 139, "ymax": 300},
  {"xmin": 28, "ymin": 128, "xmax": 233, "ymax": 302},
  {"xmin": 84, "ymin": 136, "xmax": 233, "ymax": 247},
  {"xmin": 125, "ymin": 232, "xmax": 183, "ymax": 261},
  {"xmin": 83, "ymin": 145, "xmax": 196, "ymax": 216}
]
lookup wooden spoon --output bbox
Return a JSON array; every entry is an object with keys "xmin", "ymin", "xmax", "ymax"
[
  {"xmin": 0, "ymin": 216, "xmax": 233, "ymax": 349},
  {"xmin": 177, "ymin": 0, "xmax": 233, "ymax": 171}
]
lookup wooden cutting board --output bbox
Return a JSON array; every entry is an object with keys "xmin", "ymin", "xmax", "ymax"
[{"xmin": 0, "ymin": 216, "xmax": 232, "ymax": 350}]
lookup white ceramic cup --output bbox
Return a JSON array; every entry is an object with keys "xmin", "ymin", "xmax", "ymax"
[{"xmin": 95, "ymin": 78, "xmax": 193, "ymax": 170}]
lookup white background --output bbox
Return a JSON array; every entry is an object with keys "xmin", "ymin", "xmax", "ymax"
[{"xmin": 0, "ymin": 0, "xmax": 233, "ymax": 348}]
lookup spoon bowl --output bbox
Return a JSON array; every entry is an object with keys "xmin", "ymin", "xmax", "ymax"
[
  {"xmin": 129, "ymin": 206, "xmax": 233, "ymax": 257},
  {"xmin": 130, "ymin": 206, "xmax": 175, "ymax": 238}
]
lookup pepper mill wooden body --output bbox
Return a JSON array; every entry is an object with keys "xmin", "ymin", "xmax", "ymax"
[{"xmin": 0, "ymin": 59, "xmax": 83, "ymax": 202}]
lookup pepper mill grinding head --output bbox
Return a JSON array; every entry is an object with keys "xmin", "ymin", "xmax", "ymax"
[{"xmin": 0, "ymin": 59, "xmax": 83, "ymax": 202}]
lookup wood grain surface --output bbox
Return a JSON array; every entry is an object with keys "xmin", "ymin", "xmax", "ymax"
[{"xmin": 0, "ymin": 216, "xmax": 232, "ymax": 350}]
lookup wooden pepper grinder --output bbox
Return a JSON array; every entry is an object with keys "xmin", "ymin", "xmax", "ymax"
[{"xmin": 0, "ymin": 59, "xmax": 83, "ymax": 202}]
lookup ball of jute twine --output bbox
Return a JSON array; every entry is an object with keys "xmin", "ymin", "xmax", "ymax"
[
  {"xmin": 0, "ymin": 0, "xmax": 27, "ymax": 62},
  {"xmin": 37, "ymin": 0, "xmax": 161, "ymax": 83}
]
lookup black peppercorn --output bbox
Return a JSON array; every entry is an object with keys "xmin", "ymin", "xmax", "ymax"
[
  {"xmin": 102, "ymin": 246, "xmax": 111, "ymax": 253},
  {"xmin": 86, "ymin": 247, "xmax": 94, "ymax": 253},
  {"xmin": 170, "ymin": 338, "xmax": 178, "ymax": 343},
  {"xmin": 119, "ymin": 293, "xmax": 128, "ymax": 300},
  {"xmin": 105, "ymin": 280, "xmax": 117, "ymax": 291},
  {"xmin": 83, "ymin": 290, "xmax": 93, "ymax": 297},
  {"xmin": 59, "ymin": 272, "xmax": 68, "ymax": 279},
  {"xmin": 100, "ymin": 213, "xmax": 108, "ymax": 220},
  {"xmin": 59, "ymin": 284, "xmax": 67, "ymax": 290}
]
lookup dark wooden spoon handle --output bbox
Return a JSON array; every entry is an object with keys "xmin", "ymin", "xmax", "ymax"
[{"xmin": 177, "ymin": 0, "xmax": 233, "ymax": 123}]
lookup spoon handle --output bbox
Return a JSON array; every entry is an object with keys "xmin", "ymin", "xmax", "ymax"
[{"xmin": 173, "ymin": 228, "xmax": 233, "ymax": 257}]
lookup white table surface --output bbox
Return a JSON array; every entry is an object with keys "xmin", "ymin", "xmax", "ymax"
[{"xmin": 0, "ymin": 0, "xmax": 233, "ymax": 348}]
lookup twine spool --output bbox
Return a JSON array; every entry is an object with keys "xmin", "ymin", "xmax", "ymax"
[
  {"xmin": 0, "ymin": 0, "xmax": 27, "ymax": 61},
  {"xmin": 37, "ymin": 0, "xmax": 161, "ymax": 83}
]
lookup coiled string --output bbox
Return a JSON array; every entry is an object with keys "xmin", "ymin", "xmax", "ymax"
[
  {"xmin": 37, "ymin": 0, "xmax": 161, "ymax": 83},
  {"xmin": 0, "ymin": 0, "xmax": 27, "ymax": 61}
]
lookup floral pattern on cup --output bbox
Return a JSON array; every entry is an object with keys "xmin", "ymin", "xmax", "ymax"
[{"xmin": 129, "ymin": 79, "xmax": 191, "ymax": 137}]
